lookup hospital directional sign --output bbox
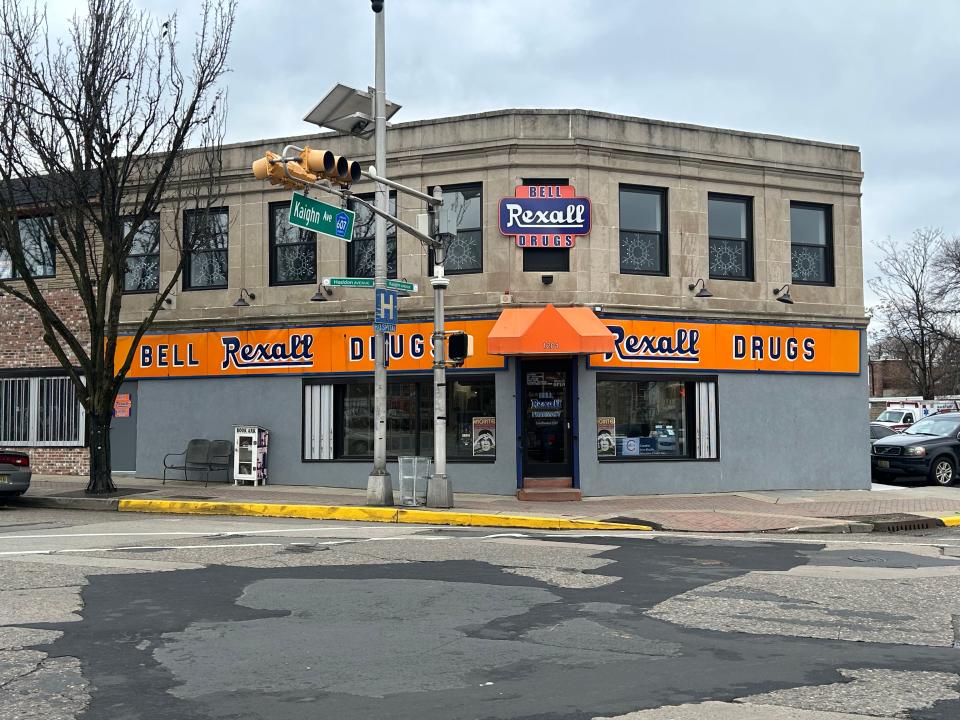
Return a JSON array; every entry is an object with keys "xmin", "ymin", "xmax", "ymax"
[
  {"xmin": 374, "ymin": 287, "xmax": 399, "ymax": 333},
  {"xmin": 289, "ymin": 192, "xmax": 355, "ymax": 242}
]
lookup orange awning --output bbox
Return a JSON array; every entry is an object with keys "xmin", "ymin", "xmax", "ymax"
[{"xmin": 487, "ymin": 304, "xmax": 616, "ymax": 356}]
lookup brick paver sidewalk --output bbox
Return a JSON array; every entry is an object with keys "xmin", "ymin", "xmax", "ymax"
[{"xmin": 21, "ymin": 476, "xmax": 960, "ymax": 533}]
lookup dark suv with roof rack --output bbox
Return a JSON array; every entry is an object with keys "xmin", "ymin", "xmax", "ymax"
[{"xmin": 871, "ymin": 412, "xmax": 960, "ymax": 486}]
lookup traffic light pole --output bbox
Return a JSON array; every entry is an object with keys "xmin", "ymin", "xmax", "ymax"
[
  {"xmin": 367, "ymin": 1, "xmax": 392, "ymax": 506},
  {"xmin": 427, "ymin": 185, "xmax": 453, "ymax": 508}
]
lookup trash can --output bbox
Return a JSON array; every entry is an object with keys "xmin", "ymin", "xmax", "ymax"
[{"xmin": 398, "ymin": 456, "xmax": 432, "ymax": 506}]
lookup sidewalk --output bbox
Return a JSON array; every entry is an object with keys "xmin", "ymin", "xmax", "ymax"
[{"xmin": 16, "ymin": 475, "xmax": 960, "ymax": 533}]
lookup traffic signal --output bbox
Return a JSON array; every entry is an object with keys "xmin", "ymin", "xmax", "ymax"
[
  {"xmin": 447, "ymin": 332, "xmax": 473, "ymax": 366},
  {"xmin": 251, "ymin": 147, "xmax": 361, "ymax": 189},
  {"xmin": 252, "ymin": 151, "xmax": 307, "ymax": 189},
  {"xmin": 300, "ymin": 147, "xmax": 361, "ymax": 186}
]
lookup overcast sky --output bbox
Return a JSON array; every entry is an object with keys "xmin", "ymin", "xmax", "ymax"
[{"xmin": 53, "ymin": 0, "xmax": 960, "ymax": 302}]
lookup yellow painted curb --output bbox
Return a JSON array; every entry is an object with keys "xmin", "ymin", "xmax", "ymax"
[
  {"xmin": 117, "ymin": 498, "xmax": 650, "ymax": 531},
  {"xmin": 937, "ymin": 514, "xmax": 960, "ymax": 527}
]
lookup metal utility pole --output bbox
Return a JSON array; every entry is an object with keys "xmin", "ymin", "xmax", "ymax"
[
  {"xmin": 367, "ymin": 0, "xmax": 392, "ymax": 506},
  {"xmin": 427, "ymin": 185, "xmax": 453, "ymax": 508}
]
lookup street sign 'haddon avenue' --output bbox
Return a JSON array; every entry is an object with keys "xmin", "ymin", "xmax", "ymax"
[{"xmin": 289, "ymin": 191, "xmax": 355, "ymax": 242}]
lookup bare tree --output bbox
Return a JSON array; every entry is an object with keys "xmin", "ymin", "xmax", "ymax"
[
  {"xmin": 0, "ymin": 0, "xmax": 235, "ymax": 493},
  {"xmin": 868, "ymin": 228, "xmax": 955, "ymax": 399}
]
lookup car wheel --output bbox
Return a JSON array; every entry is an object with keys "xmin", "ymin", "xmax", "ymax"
[{"xmin": 929, "ymin": 456, "xmax": 956, "ymax": 486}]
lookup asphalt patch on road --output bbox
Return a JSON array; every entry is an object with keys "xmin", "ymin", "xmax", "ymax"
[{"xmin": 25, "ymin": 535, "xmax": 960, "ymax": 720}]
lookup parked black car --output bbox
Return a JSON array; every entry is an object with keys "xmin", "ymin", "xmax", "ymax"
[
  {"xmin": 871, "ymin": 412, "xmax": 960, "ymax": 486},
  {"xmin": 869, "ymin": 422, "xmax": 896, "ymax": 450}
]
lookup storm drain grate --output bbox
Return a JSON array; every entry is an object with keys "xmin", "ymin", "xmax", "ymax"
[{"xmin": 843, "ymin": 513, "xmax": 939, "ymax": 533}]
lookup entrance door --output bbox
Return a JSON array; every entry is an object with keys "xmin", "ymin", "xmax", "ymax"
[{"xmin": 521, "ymin": 360, "xmax": 573, "ymax": 479}]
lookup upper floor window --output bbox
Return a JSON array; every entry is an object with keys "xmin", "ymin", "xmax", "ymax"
[
  {"xmin": 348, "ymin": 193, "xmax": 396, "ymax": 279},
  {"xmin": 183, "ymin": 207, "xmax": 228, "ymax": 290},
  {"xmin": 790, "ymin": 202, "xmax": 834, "ymax": 285},
  {"xmin": 123, "ymin": 215, "xmax": 160, "ymax": 293},
  {"xmin": 269, "ymin": 202, "xmax": 316, "ymax": 286},
  {"xmin": 708, "ymin": 194, "xmax": 753, "ymax": 281},
  {"xmin": 619, "ymin": 185, "xmax": 667, "ymax": 275},
  {"xmin": 432, "ymin": 183, "xmax": 482, "ymax": 275},
  {"xmin": 0, "ymin": 216, "xmax": 56, "ymax": 279}
]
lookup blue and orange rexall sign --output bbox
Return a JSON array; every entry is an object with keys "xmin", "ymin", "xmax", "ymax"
[
  {"xmin": 590, "ymin": 319, "xmax": 861, "ymax": 374},
  {"xmin": 114, "ymin": 320, "xmax": 505, "ymax": 379}
]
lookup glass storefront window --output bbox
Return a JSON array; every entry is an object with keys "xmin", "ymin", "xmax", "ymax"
[
  {"xmin": 333, "ymin": 377, "xmax": 496, "ymax": 460},
  {"xmin": 596, "ymin": 378, "xmax": 690, "ymax": 458}
]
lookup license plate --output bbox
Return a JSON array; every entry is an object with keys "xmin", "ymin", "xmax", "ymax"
[
  {"xmin": 0, "ymin": 475, "xmax": 9, "ymax": 484},
  {"xmin": 877, "ymin": 460, "xmax": 890, "ymax": 469}
]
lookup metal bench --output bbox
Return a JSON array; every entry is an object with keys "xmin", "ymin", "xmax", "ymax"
[{"xmin": 163, "ymin": 439, "xmax": 212, "ymax": 485}]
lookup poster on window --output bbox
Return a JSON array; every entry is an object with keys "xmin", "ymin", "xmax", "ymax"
[
  {"xmin": 472, "ymin": 417, "xmax": 496, "ymax": 457},
  {"xmin": 597, "ymin": 416, "xmax": 616, "ymax": 456}
]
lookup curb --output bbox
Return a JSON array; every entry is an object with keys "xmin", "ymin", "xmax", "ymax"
[
  {"xmin": 937, "ymin": 515, "xmax": 960, "ymax": 527},
  {"xmin": 116, "ymin": 498, "xmax": 652, "ymax": 532},
  {"xmin": 16, "ymin": 496, "xmax": 120, "ymax": 511}
]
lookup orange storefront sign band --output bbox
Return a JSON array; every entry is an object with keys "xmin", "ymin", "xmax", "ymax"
[
  {"xmin": 114, "ymin": 317, "xmax": 860, "ymax": 379},
  {"xmin": 590, "ymin": 319, "xmax": 860, "ymax": 374},
  {"xmin": 114, "ymin": 320, "xmax": 504, "ymax": 379}
]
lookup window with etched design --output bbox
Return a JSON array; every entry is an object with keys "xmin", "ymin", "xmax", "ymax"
[
  {"xmin": 0, "ymin": 216, "xmax": 56, "ymax": 279},
  {"xmin": 347, "ymin": 193, "xmax": 397, "ymax": 279},
  {"xmin": 708, "ymin": 195, "xmax": 753, "ymax": 281},
  {"xmin": 123, "ymin": 215, "xmax": 160, "ymax": 293},
  {"xmin": 431, "ymin": 183, "xmax": 482, "ymax": 275},
  {"xmin": 183, "ymin": 207, "xmax": 228, "ymax": 289},
  {"xmin": 790, "ymin": 202, "xmax": 833, "ymax": 285},
  {"xmin": 269, "ymin": 202, "xmax": 316, "ymax": 285},
  {"xmin": 620, "ymin": 186, "xmax": 667, "ymax": 275}
]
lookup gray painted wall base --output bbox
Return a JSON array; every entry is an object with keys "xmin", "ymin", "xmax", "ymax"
[{"xmin": 134, "ymin": 346, "xmax": 869, "ymax": 497}]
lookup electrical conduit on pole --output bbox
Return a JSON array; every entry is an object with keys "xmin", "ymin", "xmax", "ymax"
[
  {"xmin": 367, "ymin": 0, "xmax": 392, "ymax": 506},
  {"xmin": 427, "ymin": 185, "xmax": 453, "ymax": 508}
]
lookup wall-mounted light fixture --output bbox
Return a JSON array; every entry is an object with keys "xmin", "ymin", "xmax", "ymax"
[
  {"xmin": 310, "ymin": 285, "xmax": 333, "ymax": 302},
  {"xmin": 773, "ymin": 284, "xmax": 794, "ymax": 304},
  {"xmin": 687, "ymin": 278, "xmax": 713, "ymax": 298},
  {"xmin": 232, "ymin": 288, "xmax": 256, "ymax": 308},
  {"xmin": 541, "ymin": 274, "xmax": 554, "ymax": 286}
]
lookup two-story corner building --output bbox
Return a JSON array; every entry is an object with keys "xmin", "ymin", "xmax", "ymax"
[{"xmin": 2, "ymin": 108, "xmax": 868, "ymax": 496}]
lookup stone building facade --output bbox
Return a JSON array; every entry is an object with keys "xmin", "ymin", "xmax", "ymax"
[{"xmin": 5, "ymin": 109, "xmax": 869, "ymax": 495}]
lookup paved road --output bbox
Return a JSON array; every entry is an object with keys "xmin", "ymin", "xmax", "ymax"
[{"xmin": 2, "ymin": 506, "xmax": 960, "ymax": 719}]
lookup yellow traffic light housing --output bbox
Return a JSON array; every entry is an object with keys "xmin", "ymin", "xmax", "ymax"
[
  {"xmin": 252, "ymin": 147, "xmax": 361, "ymax": 189},
  {"xmin": 299, "ymin": 146, "xmax": 361, "ymax": 186},
  {"xmin": 251, "ymin": 151, "xmax": 316, "ymax": 189}
]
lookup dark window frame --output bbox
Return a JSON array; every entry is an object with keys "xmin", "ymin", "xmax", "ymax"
[
  {"xmin": 121, "ymin": 214, "xmax": 161, "ymax": 294},
  {"xmin": 429, "ymin": 182, "xmax": 483, "ymax": 276},
  {"xmin": 618, "ymin": 184, "xmax": 669, "ymax": 276},
  {"xmin": 304, "ymin": 374, "xmax": 497, "ymax": 463},
  {"xmin": 268, "ymin": 201, "xmax": 317, "ymax": 287},
  {"xmin": 0, "ymin": 215, "xmax": 57, "ymax": 280},
  {"xmin": 708, "ymin": 193, "xmax": 754, "ymax": 281},
  {"xmin": 789, "ymin": 201, "xmax": 835, "ymax": 286},
  {"xmin": 346, "ymin": 191, "xmax": 397, "ymax": 279},
  {"xmin": 182, "ymin": 206, "xmax": 229, "ymax": 291},
  {"xmin": 595, "ymin": 373, "xmax": 718, "ymax": 463}
]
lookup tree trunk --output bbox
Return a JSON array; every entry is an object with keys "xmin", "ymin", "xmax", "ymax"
[{"xmin": 85, "ymin": 411, "xmax": 116, "ymax": 494}]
